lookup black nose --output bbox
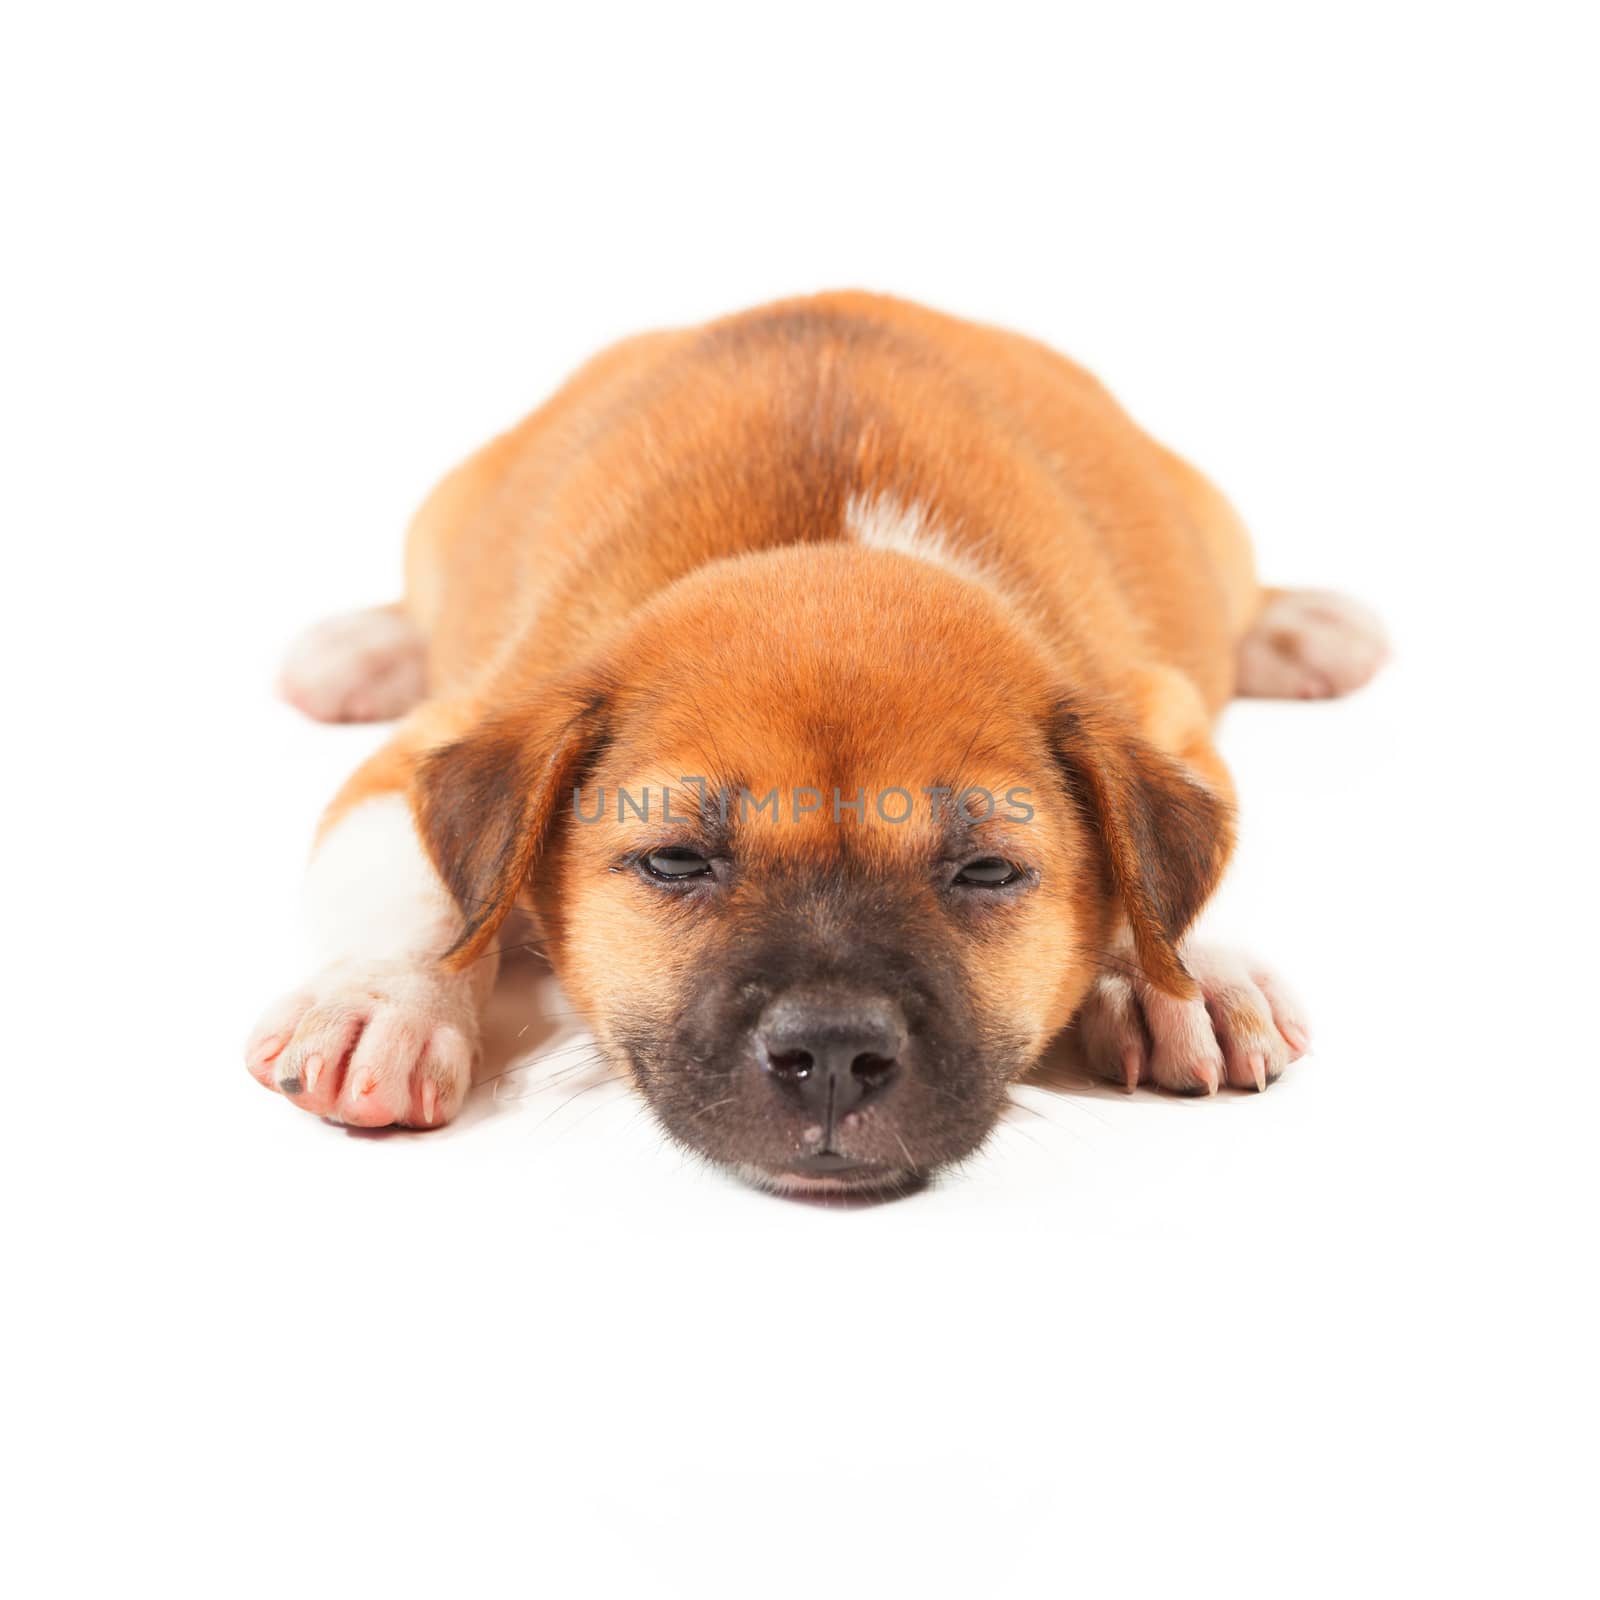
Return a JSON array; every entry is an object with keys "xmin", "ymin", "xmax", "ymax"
[{"xmin": 757, "ymin": 990, "xmax": 905, "ymax": 1123}]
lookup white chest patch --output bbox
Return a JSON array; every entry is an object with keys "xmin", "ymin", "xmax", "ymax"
[
  {"xmin": 302, "ymin": 792, "xmax": 460, "ymax": 968},
  {"xmin": 843, "ymin": 492, "xmax": 1003, "ymax": 595}
]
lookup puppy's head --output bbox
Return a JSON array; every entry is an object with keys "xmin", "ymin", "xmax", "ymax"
[{"xmin": 416, "ymin": 547, "xmax": 1230, "ymax": 1194}]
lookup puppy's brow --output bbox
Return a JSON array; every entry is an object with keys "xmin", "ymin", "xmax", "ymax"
[
  {"xmin": 930, "ymin": 788, "xmax": 1039, "ymax": 861},
  {"xmin": 611, "ymin": 775, "xmax": 737, "ymax": 848},
  {"xmin": 679, "ymin": 776, "xmax": 737, "ymax": 837}
]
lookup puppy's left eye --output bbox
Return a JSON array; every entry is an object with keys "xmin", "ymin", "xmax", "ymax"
[
  {"xmin": 953, "ymin": 857, "xmax": 1023, "ymax": 887},
  {"xmin": 642, "ymin": 847, "xmax": 714, "ymax": 882}
]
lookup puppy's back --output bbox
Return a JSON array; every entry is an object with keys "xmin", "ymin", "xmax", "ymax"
[{"xmin": 404, "ymin": 293, "xmax": 1258, "ymax": 710}]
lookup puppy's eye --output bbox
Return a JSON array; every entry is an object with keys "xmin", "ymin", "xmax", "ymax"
[
  {"xmin": 953, "ymin": 857, "xmax": 1022, "ymax": 887},
  {"xmin": 641, "ymin": 847, "xmax": 714, "ymax": 882}
]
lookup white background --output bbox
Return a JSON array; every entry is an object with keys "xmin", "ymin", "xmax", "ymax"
[{"xmin": 5, "ymin": 4, "xmax": 1596, "ymax": 1595}]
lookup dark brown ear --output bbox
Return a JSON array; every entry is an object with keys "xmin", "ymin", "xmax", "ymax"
[
  {"xmin": 412, "ymin": 685, "xmax": 610, "ymax": 970},
  {"xmin": 1050, "ymin": 698, "xmax": 1234, "ymax": 997}
]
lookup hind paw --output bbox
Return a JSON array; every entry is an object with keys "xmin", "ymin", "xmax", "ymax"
[
  {"xmin": 1237, "ymin": 589, "xmax": 1388, "ymax": 700},
  {"xmin": 278, "ymin": 605, "xmax": 426, "ymax": 722}
]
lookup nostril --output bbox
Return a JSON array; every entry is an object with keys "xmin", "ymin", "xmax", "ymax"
[
  {"xmin": 766, "ymin": 1048, "xmax": 815, "ymax": 1081},
  {"xmin": 757, "ymin": 991, "xmax": 907, "ymax": 1111},
  {"xmin": 851, "ymin": 1052, "xmax": 897, "ymax": 1091}
]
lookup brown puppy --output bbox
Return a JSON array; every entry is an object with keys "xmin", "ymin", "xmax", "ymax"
[{"xmin": 253, "ymin": 292, "xmax": 1386, "ymax": 1193}]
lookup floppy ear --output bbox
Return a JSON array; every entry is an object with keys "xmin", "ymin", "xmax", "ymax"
[
  {"xmin": 1050, "ymin": 698, "xmax": 1234, "ymax": 997},
  {"xmin": 412, "ymin": 684, "xmax": 610, "ymax": 970}
]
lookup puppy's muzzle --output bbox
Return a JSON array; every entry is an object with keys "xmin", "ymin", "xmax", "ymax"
[{"xmin": 757, "ymin": 988, "xmax": 905, "ymax": 1143}]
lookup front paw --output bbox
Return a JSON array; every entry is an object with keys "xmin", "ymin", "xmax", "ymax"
[
  {"xmin": 1075, "ymin": 945, "xmax": 1310, "ymax": 1094},
  {"xmin": 244, "ymin": 960, "xmax": 478, "ymax": 1127}
]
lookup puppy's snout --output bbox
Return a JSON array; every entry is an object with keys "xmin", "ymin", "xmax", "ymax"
[{"xmin": 757, "ymin": 990, "xmax": 905, "ymax": 1118}]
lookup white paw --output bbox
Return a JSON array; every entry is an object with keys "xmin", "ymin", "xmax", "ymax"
[
  {"xmin": 1236, "ymin": 588, "xmax": 1389, "ymax": 700},
  {"xmin": 1075, "ymin": 944, "xmax": 1310, "ymax": 1094},
  {"xmin": 278, "ymin": 606, "xmax": 426, "ymax": 722},
  {"xmin": 245, "ymin": 960, "xmax": 478, "ymax": 1127}
]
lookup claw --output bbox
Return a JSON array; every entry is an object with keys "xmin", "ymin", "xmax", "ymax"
[{"xmin": 253, "ymin": 1033, "xmax": 288, "ymax": 1068}]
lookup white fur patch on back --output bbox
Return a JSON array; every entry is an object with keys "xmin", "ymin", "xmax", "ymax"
[
  {"xmin": 843, "ymin": 492, "xmax": 1004, "ymax": 594},
  {"xmin": 302, "ymin": 793, "xmax": 459, "ymax": 968}
]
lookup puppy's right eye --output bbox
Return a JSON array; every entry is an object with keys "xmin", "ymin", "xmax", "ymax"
[
  {"xmin": 641, "ymin": 847, "xmax": 714, "ymax": 882},
  {"xmin": 952, "ymin": 857, "xmax": 1024, "ymax": 887}
]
